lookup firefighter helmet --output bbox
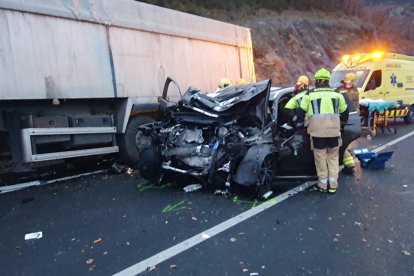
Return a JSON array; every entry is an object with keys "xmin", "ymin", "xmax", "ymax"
[
  {"xmin": 314, "ymin": 68, "xmax": 331, "ymax": 81},
  {"xmin": 297, "ymin": 75, "xmax": 309, "ymax": 86},
  {"xmin": 343, "ymin": 72, "xmax": 356, "ymax": 83},
  {"xmin": 218, "ymin": 78, "xmax": 232, "ymax": 89}
]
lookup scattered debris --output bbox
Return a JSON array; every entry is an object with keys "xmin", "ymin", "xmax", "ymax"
[
  {"xmin": 262, "ymin": 191, "xmax": 273, "ymax": 199},
  {"xmin": 183, "ymin": 184, "xmax": 202, "ymax": 193},
  {"xmin": 111, "ymin": 163, "xmax": 127, "ymax": 174},
  {"xmin": 148, "ymin": 266, "xmax": 157, "ymax": 272},
  {"xmin": 214, "ymin": 189, "xmax": 229, "ymax": 196},
  {"xmin": 230, "ymin": 237, "xmax": 237, "ymax": 242},
  {"xmin": 169, "ymin": 264, "xmax": 177, "ymax": 269},
  {"xmin": 162, "ymin": 200, "xmax": 187, "ymax": 213},
  {"xmin": 93, "ymin": 238, "xmax": 102, "ymax": 244},
  {"xmin": 402, "ymin": 250, "xmax": 411, "ymax": 256},
  {"xmin": 24, "ymin": 231, "xmax": 43, "ymax": 240},
  {"xmin": 125, "ymin": 168, "xmax": 137, "ymax": 175},
  {"xmin": 86, "ymin": 258, "xmax": 94, "ymax": 265}
]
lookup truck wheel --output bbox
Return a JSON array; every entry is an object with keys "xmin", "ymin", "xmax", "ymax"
[
  {"xmin": 404, "ymin": 106, "xmax": 414, "ymax": 124},
  {"xmin": 118, "ymin": 116, "xmax": 154, "ymax": 166}
]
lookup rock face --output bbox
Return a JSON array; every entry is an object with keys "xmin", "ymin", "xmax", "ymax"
[
  {"xmin": 245, "ymin": 11, "xmax": 377, "ymax": 85},
  {"xmin": 363, "ymin": 4, "xmax": 414, "ymax": 56}
]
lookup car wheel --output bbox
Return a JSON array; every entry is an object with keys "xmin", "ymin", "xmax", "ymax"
[
  {"xmin": 118, "ymin": 115, "xmax": 155, "ymax": 166},
  {"xmin": 254, "ymin": 155, "xmax": 274, "ymax": 199},
  {"xmin": 404, "ymin": 106, "xmax": 414, "ymax": 124}
]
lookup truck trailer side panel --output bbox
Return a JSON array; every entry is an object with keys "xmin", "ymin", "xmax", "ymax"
[
  {"xmin": 110, "ymin": 27, "xmax": 247, "ymax": 98},
  {"xmin": 0, "ymin": 0, "xmax": 256, "ymax": 169},
  {"xmin": 0, "ymin": 10, "xmax": 115, "ymax": 99},
  {"xmin": 0, "ymin": 0, "xmax": 255, "ymax": 100}
]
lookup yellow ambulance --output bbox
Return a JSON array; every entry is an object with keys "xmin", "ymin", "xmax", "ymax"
[{"xmin": 331, "ymin": 52, "xmax": 414, "ymax": 123}]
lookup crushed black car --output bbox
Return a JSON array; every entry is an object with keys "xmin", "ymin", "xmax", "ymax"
[{"xmin": 136, "ymin": 78, "xmax": 361, "ymax": 198}]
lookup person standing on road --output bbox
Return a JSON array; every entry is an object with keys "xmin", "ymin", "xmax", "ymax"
[
  {"xmin": 298, "ymin": 68, "xmax": 349, "ymax": 193},
  {"xmin": 336, "ymin": 73, "xmax": 359, "ymax": 174}
]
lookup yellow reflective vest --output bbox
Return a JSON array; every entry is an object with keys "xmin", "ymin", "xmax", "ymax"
[
  {"xmin": 300, "ymin": 87, "xmax": 348, "ymax": 137},
  {"xmin": 285, "ymin": 91, "xmax": 306, "ymax": 110}
]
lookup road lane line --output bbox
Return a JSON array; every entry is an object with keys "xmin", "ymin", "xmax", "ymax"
[
  {"xmin": 113, "ymin": 181, "xmax": 316, "ymax": 276},
  {"xmin": 115, "ymin": 129, "xmax": 414, "ymax": 275},
  {"xmin": 372, "ymin": 129, "xmax": 414, "ymax": 153}
]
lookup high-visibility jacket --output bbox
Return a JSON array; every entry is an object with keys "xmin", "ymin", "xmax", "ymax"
[
  {"xmin": 336, "ymin": 86, "xmax": 359, "ymax": 111},
  {"xmin": 300, "ymin": 87, "xmax": 348, "ymax": 138},
  {"xmin": 285, "ymin": 91, "xmax": 306, "ymax": 110}
]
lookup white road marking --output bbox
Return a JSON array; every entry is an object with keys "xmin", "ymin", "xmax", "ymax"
[
  {"xmin": 113, "ymin": 181, "xmax": 316, "ymax": 276},
  {"xmin": 0, "ymin": 170, "xmax": 105, "ymax": 194},
  {"xmin": 114, "ymin": 129, "xmax": 414, "ymax": 276},
  {"xmin": 371, "ymin": 129, "xmax": 414, "ymax": 153}
]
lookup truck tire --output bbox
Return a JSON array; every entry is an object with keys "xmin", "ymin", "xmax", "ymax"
[
  {"xmin": 118, "ymin": 116, "xmax": 154, "ymax": 166},
  {"xmin": 404, "ymin": 106, "xmax": 414, "ymax": 124}
]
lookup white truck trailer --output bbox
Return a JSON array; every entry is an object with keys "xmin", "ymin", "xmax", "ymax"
[{"xmin": 0, "ymin": 0, "xmax": 255, "ymax": 172}]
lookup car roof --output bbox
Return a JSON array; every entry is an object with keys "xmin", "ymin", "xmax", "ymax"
[{"xmin": 269, "ymin": 86, "xmax": 295, "ymax": 101}]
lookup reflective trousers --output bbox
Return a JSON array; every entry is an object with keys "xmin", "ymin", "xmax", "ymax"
[
  {"xmin": 343, "ymin": 141, "xmax": 357, "ymax": 168},
  {"xmin": 313, "ymin": 146, "xmax": 339, "ymax": 190}
]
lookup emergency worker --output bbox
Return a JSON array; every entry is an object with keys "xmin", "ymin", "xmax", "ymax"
[
  {"xmin": 337, "ymin": 73, "xmax": 359, "ymax": 110},
  {"xmin": 285, "ymin": 75, "xmax": 310, "ymax": 125},
  {"xmin": 336, "ymin": 73, "xmax": 359, "ymax": 174},
  {"xmin": 298, "ymin": 68, "xmax": 349, "ymax": 193},
  {"xmin": 213, "ymin": 78, "xmax": 233, "ymax": 93},
  {"xmin": 235, "ymin": 78, "xmax": 246, "ymax": 85},
  {"xmin": 218, "ymin": 78, "xmax": 232, "ymax": 89}
]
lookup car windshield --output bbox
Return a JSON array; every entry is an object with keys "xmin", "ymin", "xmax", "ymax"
[{"xmin": 330, "ymin": 69, "xmax": 370, "ymax": 89}]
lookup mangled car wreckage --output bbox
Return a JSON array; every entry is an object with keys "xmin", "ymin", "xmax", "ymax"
[{"xmin": 137, "ymin": 78, "xmax": 361, "ymax": 198}]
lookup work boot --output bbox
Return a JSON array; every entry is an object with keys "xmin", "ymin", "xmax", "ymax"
[
  {"xmin": 314, "ymin": 178, "xmax": 328, "ymax": 193},
  {"xmin": 328, "ymin": 178, "xmax": 338, "ymax": 194},
  {"xmin": 342, "ymin": 166, "xmax": 355, "ymax": 175},
  {"xmin": 314, "ymin": 184, "xmax": 328, "ymax": 193},
  {"xmin": 328, "ymin": 188, "xmax": 337, "ymax": 194}
]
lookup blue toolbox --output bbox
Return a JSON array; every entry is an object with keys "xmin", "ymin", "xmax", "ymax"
[{"xmin": 353, "ymin": 148, "xmax": 393, "ymax": 169}]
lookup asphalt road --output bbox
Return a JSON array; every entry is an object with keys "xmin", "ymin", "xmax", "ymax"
[{"xmin": 1, "ymin": 123, "xmax": 413, "ymax": 276}]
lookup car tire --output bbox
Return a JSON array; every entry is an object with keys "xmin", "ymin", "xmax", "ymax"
[
  {"xmin": 254, "ymin": 155, "xmax": 274, "ymax": 199},
  {"xmin": 118, "ymin": 115, "xmax": 155, "ymax": 166},
  {"xmin": 404, "ymin": 106, "xmax": 414, "ymax": 124}
]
